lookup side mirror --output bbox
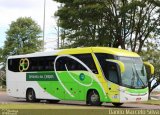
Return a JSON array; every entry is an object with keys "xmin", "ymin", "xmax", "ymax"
[
  {"xmin": 143, "ymin": 62, "xmax": 154, "ymax": 75},
  {"xmin": 106, "ymin": 59, "xmax": 125, "ymax": 73}
]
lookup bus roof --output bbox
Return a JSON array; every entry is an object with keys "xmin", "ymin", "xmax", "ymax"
[
  {"xmin": 92, "ymin": 47, "xmax": 140, "ymax": 57},
  {"xmin": 8, "ymin": 47, "xmax": 140, "ymax": 59}
]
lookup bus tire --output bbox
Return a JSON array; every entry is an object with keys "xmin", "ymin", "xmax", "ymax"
[
  {"xmin": 47, "ymin": 100, "xmax": 60, "ymax": 103},
  {"xmin": 87, "ymin": 90, "xmax": 102, "ymax": 106},
  {"xmin": 26, "ymin": 89, "xmax": 37, "ymax": 102},
  {"xmin": 112, "ymin": 103, "xmax": 123, "ymax": 107}
]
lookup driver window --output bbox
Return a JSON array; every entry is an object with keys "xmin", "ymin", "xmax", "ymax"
[
  {"xmin": 95, "ymin": 53, "xmax": 119, "ymax": 84},
  {"xmin": 108, "ymin": 63, "xmax": 119, "ymax": 84}
]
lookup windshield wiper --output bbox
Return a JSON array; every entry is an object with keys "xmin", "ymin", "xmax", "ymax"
[
  {"xmin": 131, "ymin": 67, "xmax": 136, "ymax": 87},
  {"xmin": 133, "ymin": 64, "xmax": 146, "ymax": 88}
]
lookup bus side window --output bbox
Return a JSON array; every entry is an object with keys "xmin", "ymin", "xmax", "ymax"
[
  {"xmin": 28, "ymin": 56, "xmax": 56, "ymax": 71},
  {"xmin": 29, "ymin": 58, "xmax": 38, "ymax": 71},
  {"xmin": 8, "ymin": 59, "xmax": 12, "ymax": 71},
  {"xmin": 108, "ymin": 63, "xmax": 119, "ymax": 84},
  {"xmin": 43, "ymin": 57, "xmax": 55, "ymax": 71},
  {"xmin": 55, "ymin": 56, "xmax": 87, "ymax": 71},
  {"xmin": 74, "ymin": 54, "xmax": 98, "ymax": 74},
  {"xmin": 8, "ymin": 59, "xmax": 20, "ymax": 72},
  {"xmin": 95, "ymin": 53, "xmax": 120, "ymax": 84},
  {"xmin": 56, "ymin": 57, "xmax": 66, "ymax": 71}
]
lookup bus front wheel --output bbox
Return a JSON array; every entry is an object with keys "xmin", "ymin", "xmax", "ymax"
[
  {"xmin": 87, "ymin": 90, "xmax": 102, "ymax": 106},
  {"xmin": 26, "ymin": 89, "xmax": 37, "ymax": 102}
]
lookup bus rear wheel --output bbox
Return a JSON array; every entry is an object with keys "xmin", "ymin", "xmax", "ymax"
[
  {"xmin": 112, "ymin": 103, "xmax": 123, "ymax": 107},
  {"xmin": 87, "ymin": 90, "xmax": 102, "ymax": 106},
  {"xmin": 26, "ymin": 89, "xmax": 37, "ymax": 102}
]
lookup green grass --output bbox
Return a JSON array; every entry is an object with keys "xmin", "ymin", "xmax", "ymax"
[
  {"xmin": 0, "ymin": 103, "xmax": 104, "ymax": 109},
  {"xmin": 0, "ymin": 103, "xmax": 110, "ymax": 115},
  {"xmin": 0, "ymin": 99, "xmax": 160, "ymax": 110}
]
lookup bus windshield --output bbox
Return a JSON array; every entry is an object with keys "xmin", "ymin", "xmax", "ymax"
[{"xmin": 118, "ymin": 57, "xmax": 148, "ymax": 88}]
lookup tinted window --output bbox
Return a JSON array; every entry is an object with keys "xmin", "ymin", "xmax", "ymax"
[
  {"xmin": 74, "ymin": 54, "xmax": 98, "ymax": 74},
  {"xmin": 8, "ymin": 54, "xmax": 98, "ymax": 73},
  {"xmin": 107, "ymin": 62, "xmax": 119, "ymax": 84},
  {"xmin": 95, "ymin": 53, "xmax": 114, "ymax": 77},
  {"xmin": 8, "ymin": 59, "xmax": 20, "ymax": 72},
  {"xmin": 95, "ymin": 53, "xmax": 119, "ymax": 84},
  {"xmin": 55, "ymin": 56, "xmax": 86, "ymax": 71},
  {"xmin": 56, "ymin": 54, "xmax": 98, "ymax": 74},
  {"xmin": 28, "ymin": 56, "xmax": 55, "ymax": 71},
  {"xmin": 8, "ymin": 56, "xmax": 55, "ymax": 72}
]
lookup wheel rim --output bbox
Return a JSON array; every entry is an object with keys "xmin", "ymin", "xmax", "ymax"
[
  {"xmin": 91, "ymin": 93, "xmax": 99, "ymax": 103},
  {"xmin": 28, "ymin": 91, "xmax": 33, "ymax": 101}
]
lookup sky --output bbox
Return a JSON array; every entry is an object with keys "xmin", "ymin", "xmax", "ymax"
[{"xmin": 0, "ymin": 0, "xmax": 59, "ymax": 51}]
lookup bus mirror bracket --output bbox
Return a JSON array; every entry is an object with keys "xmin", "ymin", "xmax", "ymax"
[
  {"xmin": 105, "ymin": 59, "xmax": 125, "ymax": 73},
  {"xmin": 143, "ymin": 62, "xmax": 154, "ymax": 75}
]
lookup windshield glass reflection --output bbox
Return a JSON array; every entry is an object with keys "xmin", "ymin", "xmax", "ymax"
[{"xmin": 118, "ymin": 57, "xmax": 147, "ymax": 88}]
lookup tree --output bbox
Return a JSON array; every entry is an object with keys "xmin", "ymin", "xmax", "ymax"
[
  {"xmin": 140, "ymin": 43, "xmax": 160, "ymax": 98},
  {"xmin": 0, "ymin": 17, "xmax": 42, "ymax": 85},
  {"xmin": 0, "ymin": 17, "xmax": 42, "ymax": 86},
  {"xmin": 1, "ymin": 17, "xmax": 42, "ymax": 67},
  {"xmin": 0, "ymin": 70, "xmax": 5, "ymax": 88},
  {"xmin": 0, "ymin": 48, "xmax": 3, "ymax": 65},
  {"xmin": 54, "ymin": 0, "xmax": 160, "ymax": 52}
]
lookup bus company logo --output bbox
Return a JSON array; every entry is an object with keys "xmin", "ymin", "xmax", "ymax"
[
  {"xmin": 136, "ymin": 97, "xmax": 141, "ymax": 101},
  {"xmin": 19, "ymin": 58, "xmax": 30, "ymax": 72},
  {"xmin": 79, "ymin": 73, "xmax": 85, "ymax": 81}
]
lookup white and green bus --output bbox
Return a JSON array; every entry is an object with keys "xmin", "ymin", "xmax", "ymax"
[{"xmin": 6, "ymin": 47, "xmax": 154, "ymax": 106}]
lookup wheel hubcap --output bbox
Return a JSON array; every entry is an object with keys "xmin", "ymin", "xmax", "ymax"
[
  {"xmin": 91, "ymin": 94, "xmax": 98, "ymax": 103},
  {"xmin": 28, "ymin": 91, "xmax": 33, "ymax": 100}
]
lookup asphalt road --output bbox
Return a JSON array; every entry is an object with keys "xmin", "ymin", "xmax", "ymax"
[{"xmin": 0, "ymin": 91, "xmax": 160, "ymax": 109}]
